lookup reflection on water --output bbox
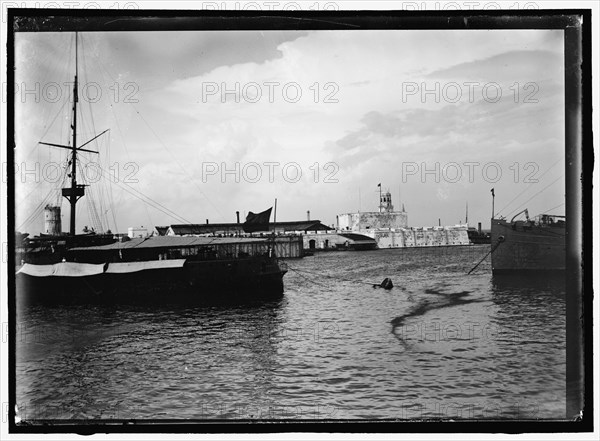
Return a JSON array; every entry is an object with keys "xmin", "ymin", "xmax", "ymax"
[
  {"xmin": 16, "ymin": 246, "xmax": 566, "ymax": 420},
  {"xmin": 492, "ymin": 272, "xmax": 566, "ymax": 292}
]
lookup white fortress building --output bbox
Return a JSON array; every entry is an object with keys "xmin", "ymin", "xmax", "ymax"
[{"xmin": 336, "ymin": 191, "xmax": 470, "ymax": 248}]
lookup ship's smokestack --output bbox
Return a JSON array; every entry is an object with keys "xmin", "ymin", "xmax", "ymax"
[
  {"xmin": 236, "ymin": 211, "xmax": 240, "ymax": 224},
  {"xmin": 206, "ymin": 219, "xmax": 209, "ymax": 224},
  {"xmin": 307, "ymin": 210, "xmax": 310, "ymax": 221},
  {"xmin": 478, "ymin": 222, "xmax": 482, "ymax": 235}
]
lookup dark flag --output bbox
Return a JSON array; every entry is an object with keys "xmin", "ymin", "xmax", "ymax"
[
  {"xmin": 243, "ymin": 207, "xmax": 272, "ymax": 233},
  {"xmin": 377, "ymin": 183, "xmax": 381, "ymax": 187},
  {"xmin": 491, "ymin": 188, "xmax": 495, "ymax": 197}
]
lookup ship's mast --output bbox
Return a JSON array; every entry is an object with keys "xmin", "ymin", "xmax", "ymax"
[
  {"xmin": 40, "ymin": 32, "xmax": 105, "ymax": 235},
  {"xmin": 67, "ymin": 31, "xmax": 80, "ymax": 236}
]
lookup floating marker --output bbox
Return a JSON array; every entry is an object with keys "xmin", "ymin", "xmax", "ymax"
[{"xmin": 380, "ymin": 278, "xmax": 393, "ymax": 290}]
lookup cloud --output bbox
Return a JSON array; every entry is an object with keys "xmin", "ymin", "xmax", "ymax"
[
  {"xmin": 426, "ymin": 50, "xmax": 563, "ymax": 83},
  {"xmin": 101, "ymin": 31, "xmax": 311, "ymax": 87},
  {"xmin": 14, "ymin": 29, "xmax": 565, "ymax": 232}
]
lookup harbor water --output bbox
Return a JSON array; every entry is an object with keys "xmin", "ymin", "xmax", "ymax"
[{"xmin": 16, "ymin": 245, "xmax": 566, "ymax": 421}]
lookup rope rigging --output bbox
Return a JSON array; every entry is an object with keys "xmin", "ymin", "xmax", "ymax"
[
  {"xmin": 77, "ymin": 159, "xmax": 102, "ymax": 232},
  {"xmin": 285, "ymin": 264, "xmax": 393, "ymax": 289},
  {"xmin": 19, "ymin": 35, "xmax": 74, "ymax": 164},
  {"xmin": 542, "ymin": 202, "xmax": 565, "ymax": 214},
  {"xmin": 16, "ymin": 155, "xmax": 70, "ymax": 232},
  {"xmin": 494, "ymin": 158, "xmax": 563, "ymax": 218},
  {"xmin": 76, "ymin": 155, "xmax": 193, "ymax": 224},
  {"xmin": 90, "ymin": 37, "xmax": 226, "ymax": 223},
  {"xmin": 503, "ymin": 175, "xmax": 563, "ymax": 219},
  {"xmin": 19, "ymin": 32, "xmax": 194, "ymax": 234}
]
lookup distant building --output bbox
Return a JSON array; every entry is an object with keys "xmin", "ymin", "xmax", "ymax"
[
  {"xmin": 337, "ymin": 191, "xmax": 408, "ymax": 231},
  {"xmin": 156, "ymin": 221, "xmax": 378, "ymax": 253},
  {"xmin": 155, "ymin": 226, "xmax": 169, "ymax": 236},
  {"xmin": 303, "ymin": 231, "xmax": 377, "ymax": 251},
  {"xmin": 128, "ymin": 226, "xmax": 148, "ymax": 239},
  {"xmin": 336, "ymin": 191, "xmax": 470, "ymax": 248},
  {"xmin": 163, "ymin": 220, "xmax": 333, "ymax": 236}
]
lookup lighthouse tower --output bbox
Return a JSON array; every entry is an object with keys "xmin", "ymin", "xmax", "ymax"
[
  {"xmin": 379, "ymin": 191, "xmax": 394, "ymax": 213},
  {"xmin": 337, "ymin": 190, "xmax": 408, "ymax": 232},
  {"xmin": 44, "ymin": 204, "xmax": 62, "ymax": 236}
]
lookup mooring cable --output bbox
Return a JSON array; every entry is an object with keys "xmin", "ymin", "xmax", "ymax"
[
  {"xmin": 286, "ymin": 264, "xmax": 392, "ymax": 289},
  {"xmin": 467, "ymin": 239, "xmax": 503, "ymax": 275},
  {"xmin": 286, "ymin": 266, "xmax": 330, "ymax": 288}
]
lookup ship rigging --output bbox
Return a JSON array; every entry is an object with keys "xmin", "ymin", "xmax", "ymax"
[
  {"xmin": 17, "ymin": 32, "xmax": 196, "ymax": 238},
  {"xmin": 38, "ymin": 32, "xmax": 105, "ymax": 236}
]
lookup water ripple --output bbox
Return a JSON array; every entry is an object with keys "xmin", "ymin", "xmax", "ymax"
[{"xmin": 16, "ymin": 246, "xmax": 565, "ymax": 420}]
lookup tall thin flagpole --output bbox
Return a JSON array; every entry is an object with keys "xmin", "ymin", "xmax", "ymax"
[{"xmin": 273, "ymin": 198, "xmax": 277, "ymax": 232}]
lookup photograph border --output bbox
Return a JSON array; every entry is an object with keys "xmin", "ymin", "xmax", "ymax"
[{"xmin": 6, "ymin": 7, "xmax": 593, "ymax": 434}]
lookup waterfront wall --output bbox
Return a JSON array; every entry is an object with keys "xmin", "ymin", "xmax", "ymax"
[
  {"xmin": 366, "ymin": 227, "xmax": 470, "ymax": 248},
  {"xmin": 337, "ymin": 211, "xmax": 408, "ymax": 231},
  {"xmin": 273, "ymin": 235, "xmax": 304, "ymax": 258},
  {"xmin": 302, "ymin": 232, "xmax": 351, "ymax": 250},
  {"xmin": 301, "ymin": 228, "xmax": 468, "ymax": 250}
]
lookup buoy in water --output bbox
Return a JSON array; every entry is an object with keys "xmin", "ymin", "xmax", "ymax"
[{"xmin": 380, "ymin": 278, "xmax": 393, "ymax": 290}]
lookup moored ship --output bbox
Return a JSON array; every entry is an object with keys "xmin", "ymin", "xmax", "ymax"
[
  {"xmin": 17, "ymin": 236, "xmax": 287, "ymax": 304},
  {"xmin": 15, "ymin": 32, "xmax": 287, "ymax": 304},
  {"xmin": 467, "ymin": 223, "xmax": 491, "ymax": 245},
  {"xmin": 490, "ymin": 210, "xmax": 566, "ymax": 273}
]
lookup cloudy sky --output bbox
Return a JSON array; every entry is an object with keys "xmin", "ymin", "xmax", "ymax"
[{"xmin": 15, "ymin": 28, "xmax": 565, "ymax": 234}]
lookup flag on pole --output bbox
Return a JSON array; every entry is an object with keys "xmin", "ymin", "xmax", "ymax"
[
  {"xmin": 243, "ymin": 207, "xmax": 272, "ymax": 233},
  {"xmin": 377, "ymin": 183, "xmax": 381, "ymax": 187},
  {"xmin": 491, "ymin": 188, "xmax": 495, "ymax": 197}
]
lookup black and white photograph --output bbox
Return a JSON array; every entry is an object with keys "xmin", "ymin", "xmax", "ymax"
[{"xmin": 1, "ymin": 1, "xmax": 596, "ymax": 437}]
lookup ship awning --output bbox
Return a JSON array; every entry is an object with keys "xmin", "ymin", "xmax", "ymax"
[
  {"xmin": 105, "ymin": 259, "xmax": 186, "ymax": 274},
  {"xmin": 69, "ymin": 236, "xmax": 269, "ymax": 251},
  {"xmin": 17, "ymin": 262, "xmax": 106, "ymax": 277}
]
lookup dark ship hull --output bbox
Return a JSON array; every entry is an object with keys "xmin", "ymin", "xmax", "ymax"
[
  {"xmin": 17, "ymin": 256, "xmax": 286, "ymax": 305},
  {"xmin": 490, "ymin": 216, "xmax": 565, "ymax": 273}
]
